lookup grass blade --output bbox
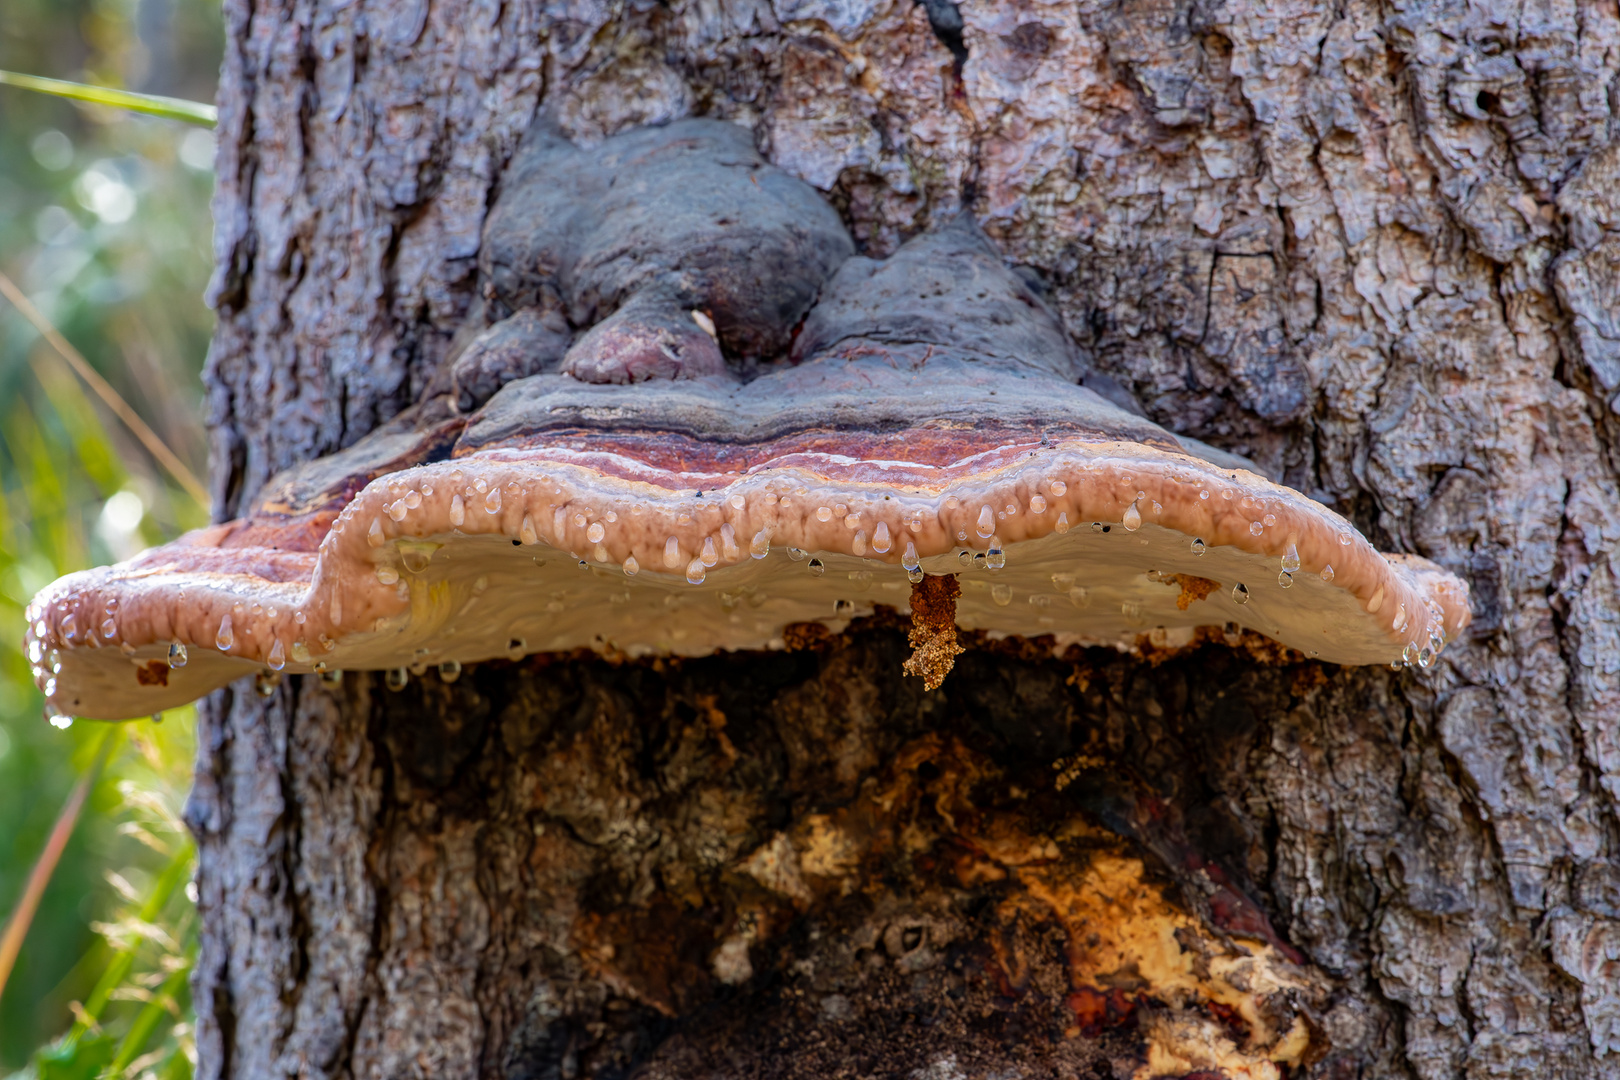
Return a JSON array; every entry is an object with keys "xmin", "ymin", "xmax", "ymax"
[
  {"xmin": 0, "ymin": 271, "xmax": 210, "ymax": 510},
  {"xmin": 0, "ymin": 70, "xmax": 215, "ymax": 127},
  {"xmin": 0, "ymin": 728, "xmax": 119, "ymax": 1003}
]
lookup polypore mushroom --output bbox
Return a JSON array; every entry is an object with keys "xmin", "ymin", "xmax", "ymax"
[{"xmin": 23, "ymin": 119, "xmax": 1471, "ymax": 721}]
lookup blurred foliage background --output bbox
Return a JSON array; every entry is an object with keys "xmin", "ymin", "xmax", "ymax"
[{"xmin": 0, "ymin": 0, "xmax": 220, "ymax": 1073}]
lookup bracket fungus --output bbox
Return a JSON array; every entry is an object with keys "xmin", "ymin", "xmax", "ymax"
[{"xmin": 24, "ymin": 119, "xmax": 1471, "ymax": 721}]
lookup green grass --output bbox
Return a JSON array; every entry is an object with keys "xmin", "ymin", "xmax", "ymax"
[{"xmin": 0, "ymin": 0, "xmax": 221, "ymax": 1070}]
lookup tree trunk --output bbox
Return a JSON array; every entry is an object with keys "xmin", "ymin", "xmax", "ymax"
[{"xmin": 188, "ymin": 0, "xmax": 1620, "ymax": 1077}]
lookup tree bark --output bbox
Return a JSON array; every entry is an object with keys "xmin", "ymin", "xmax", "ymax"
[{"xmin": 188, "ymin": 0, "xmax": 1620, "ymax": 1077}]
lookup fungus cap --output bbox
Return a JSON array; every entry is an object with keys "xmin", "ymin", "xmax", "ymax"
[{"xmin": 23, "ymin": 120, "xmax": 1471, "ymax": 721}]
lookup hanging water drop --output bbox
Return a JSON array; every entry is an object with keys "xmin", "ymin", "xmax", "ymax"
[
  {"xmin": 1393, "ymin": 603, "xmax": 1408, "ymax": 632},
  {"xmin": 1278, "ymin": 571, "xmax": 1293, "ymax": 589},
  {"xmin": 484, "ymin": 487, "xmax": 502, "ymax": 514},
  {"xmin": 991, "ymin": 584, "xmax": 1013, "ymax": 606},
  {"xmin": 834, "ymin": 599, "xmax": 856, "ymax": 616},
  {"xmin": 1402, "ymin": 642, "xmax": 1420, "ymax": 665},
  {"xmin": 1191, "ymin": 538, "xmax": 1206, "ymax": 555},
  {"xmin": 788, "ymin": 547, "xmax": 805, "ymax": 561},
  {"xmin": 388, "ymin": 500, "xmax": 408, "ymax": 522},
  {"xmin": 751, "ymin": 530, "xmax": 771, "ymax": 559},
  {"xmin": 404, "ymin": 490, "xmax": 422, "ymax": 509},
  {"xmin": 907, "ymin": 566, "xmax": 924, "ymax": 583},
  {"xmin": 522, "ymin": 516, "xmax": 540, "ymax": 545},
  {"xmin": 48, "ymin": 711, "xmax": 72, "ymax": 730},
  {"xmin": 872, "ymin": 521, "xmax": 891, "ymax": 553},
  {"xmin": 1232, "ymin": 583, "xmax": 1250, "ymax": 605},
  {"xmin": 586, "ymin": 521, "xmax": 605, "ymax": 544},
  {"xmin": 439, "ymin": 659, "xmax": 462, "ymax": 683},
  {"xmin": 665, "ymin": 536, "xmax": 683, "ymax": 569},
  {"xmin": 291, "ymin": 641, "xmax": 311, "ymax": 664},
  {"xmin": 720, "ymin": 523, "xmax": 740, "ymax": 561},
  {"xmin": 816, "ymin": 506, "xmax": 833, "ymax": 522},
  {"xmin": 255, "ymin": 670, "xmax": 281, "ymax": 697},
  {"xmin": 1320, "ymin": 564, "xmax": 1334, "ymax": 583},
  {"xmin": 377, "ymin": 566, "xmax": 400, "ymax": 585},
  {"xmin": 1050, "ymin": 481, "xmax": 1067, "ymax": 497},
  {"xmin": 507, "ymin": 637, "xmax": 527, "ymax": 661},
  {"xmin": 216, "ymin": 614, "xmax": 235, "ymax": 652},
  {"xmin": 621, "ymin": 554, "xmax": 640, "ymax": 577},
  {"xmin": 976, "ymin": 505, "xmax": 995, "ymax": 538},
  {"xmin": 686, "ymin": 558, "xmax": 707, "ymax": 585},
  {"xmin": 807, "ymin": 558, "xmax": 826, "ymax": 577},
  {"xmin": 1418, "ymin": 647, "xmax": 1434, "ymax": 669},
  {"xmin": 1029, "ymin": 495, "xmax": 1047, "ymax": 514},
  {"xmin": 1281, "ymin": 542, "xmax": 1300, "ymax": 574},
  {"xmin": 729, "ymin": 494, "xmax": 746, "ymax": 510},
  {"xmin": 852, "ymin": 530, "xmax": 867, "ymax": 556},
  {"xmin": 267, "ymin": 638, "xmax": 286, "ymax": 671},
  {"xmin": 901, "ymin": 541, "xmax": 920, "ymax": 572},
  {"xmin": 986, "ymin": 542, "xmax": 1006, "ymax": 570},
  {"xmin": 1069, "ymin": 586, "xmax": 1090, "ymax": 609},
  {"xmin": 319, "ymin": 668, "xmax": 344, "ymax": 687},
  {"xmin": 168, "ymin": 642, "xmax": 188, "ymax": 668},
  {"xmin": 368, "ymin": 517, "xmax": 385, "ymax": 547},
  {"xmin": 385, "ymin": 667, "xmax": 409, "ymax": 691},
  {"xmin": 1249, "ymin": 521, "xmax": 1264, "ymax": 536},
  {"xmin": 698, "ymin": 537, "xmax": 718, "ymax": 567}
]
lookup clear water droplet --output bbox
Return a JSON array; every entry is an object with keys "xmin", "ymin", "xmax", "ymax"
[
  {"xmin": 1191, "ymin": 538, "xmax": 1206, "ymax": 555},
  {"xmin": 48, "ymin": 711, "xmax": 72, "ymax": 729},
  {"xmin": 1120, "ymin": 600, "xmax": 1142, "ymax": 623},
  {"xmin": 377, "ymin": 566, "xmax": 400, "ymax": 585},
  {"xmin": 623, "ymin": 555, "xmax": 640, "ymax": 577},
  {"xmin": 1403, "ymin": 642, "xmax": 1420, "ymax": 665},
  {"xmin": 992, "ymin": 584, "xmax": 1013, "ymax": 606},
  {"xmin": 388, "ymin": 500, "xmax": 408, "ymax": 522},
  {"xmin": 729, "ymin": 494, "xmax": 746, "ymax": 510},
  {"xmin": 902, "ymin": 541, "xmax": 920, "ymax": 572},
  {"xmin": 1069, "ymin": 586, "xmax": 1090, "ymax": 609},
  {"xmin": 216, "ymin": 614, "xmax": 235, "ymax": 652},
  {"xmin": 1393, "ymin": 603, "xmax": 1408, "ymax": 632},
  {"xmin": 1339, "ymin": 527, "xmax": 1353, "ymax": 546},
  {"xmin": 816, "ymin": 506, "xmax": 833, "ymax": 522},
  {"xmin": 450, "ymin": 495, "xmax": 466, "ymax": 526},
  {"xmin": 834, "ymin": 599, "xmax": 856, "ymax": 616},
  {"xmin": 1232, "ymin": 583, "xmax": 1250, "ymax": 605},
  {"xmin": 1199, "ymin": 490, "xmax": 1209, "ymax": 500},
  {"xmin": 404, "ymin": 490, "xmax": 421, "ymax": 509},
  {"xmin": 750, "ymin": 529, "xmax": 771, "ymax": 559},
  {"xmin": 958, "ymin": 549, "xmax": 973, "ymax": 567},
  {"xmin": 807, "ymin": 558, "xmax": 825, "ymax": 577},
  {"xmin": 720, "ymin": 523, "xmax": 740, "ymax": 561},
  {"xmin": 1418, "ymin": 647, "xmax": 1434, "ymax": 669},
  {"xmin": 255, "ymin": 670, "xmax": 281, "ymax": 697},
  {"xmin": 1055, "ymin": 512, "xmax": 1070, "ymax": 533},
  {"xmin": 1263, "ymin": 513, "xmax": 1277, "ymax": 527},
  {"xmin": 507, "ymin": 637, "xmax": 527, "ymax": 661},
  {"xmin": 701, "ymin": 537, "xmax": 719, "ymax": 567},
  {"xmin": 1029, "ymin": 495, "xmax": 1047, "ymax": 514},
  {"xmin": 686, "ymin": 558, "xmax": 707, "ymax": 585},
  {"xmin": 1321, "ymin": 564, "xmax": 1335, "ymax": 583},
  {"xmin": 1281, "ymin": 543, "xmax": 1300, "ymax": 573},
  {"xmin": 1249, "ymin": 521, "xmax": 1263, "ymax": 536},
  {"xmin": 851, "ymin": 530, "xmax": 867, "ymax": 556},
  {"xmin": 587, "ymin": 522, "xmax": 605, "ymax": 543},
  {"xmin": 976, "ymin": 505, "xmax": 995, "ymax": 538},
  {"xmin": 1278, "ymin": 571, "xmax": 1293, "ymax": 589},
  {"xmin": 665, "ymin": 536, "xmax": 683, "ymax": 569},
  {"xmin": 1050, "ymin": 480, "xmax": 1067, "ymax": 497},
  {"xmin": 1091, "ymin": 522, "xmax": 1105, "ymax": 533},
  {"xmin": 267, "ymin": 638, "xmax": 286, "ymax": 670},
  {"xmin": 788, "ymin": 547, "xmax": 805, "ymax": 561},
  {"xmin": 522, "ymin": 515, "xmax": 540, "ymax": 545},
  {"xmin": 484, "ymin": 488, "xmax": 502, "ymax": 514},
  {"xmin": 908, "ymin": 566, "xmax": 925, "ymax": 583},
  {"xmin": 872, "ymin": 522, "xmax": 892, "ymax": 553},
  {"xmin": 368, "ymin": 517, "xmax": 385, "ymax": 546},
  {"xmin": 439, "ymin": 659, "xmax": 462, "ymax": 683},
  {"xmin": 986, "ymin": 543, "xmax": 1006, "ymax": 570},
  {"xmin": 385, "ymin": 667, "xmax": 409, "ymax": 691},
  {"xmin": 291, "ymin": 641, "xmax": 311, "ymax": 664},
  {"xmin": 168, "ymin": 642, "xmax": 188, "ymax": 667},
  {"xmin": 1028, "ymin": 594, "xmax": 1051, "ymax": 607}
]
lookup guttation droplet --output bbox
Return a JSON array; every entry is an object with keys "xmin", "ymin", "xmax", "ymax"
[
  {"xmin": 1278, "ymin": 571, "xmax": 1293, "ymax": 589},
  {"xmin": 1029, "ymin": 495, "xmax": 1047, "ymax": 514},
  {"xmin": 834, "ymin": 599, "xmax": 856, "ymax": 616},
  {"xmin": 807, "ymin": 557, "xmax": 825, "ymax": 577},
  {"xmin": 450, "ymin": 495, "xmax": 465, "ymax": 527},
  {"xmin": 1191, "ymin": 538, "xmax": 1206, "ymax": 556},
  {"xmin": 168, "ymin": 642, "xmax": 188, "ymax": 668},
  {"xmin": 788, "ymin": 547, "xmax": 805, "ymax": 561},
  {"xmin": 216, "ymin": 614, "xmax": 235, "ymax": 652},
  {"xmin": 1055, "ymin": 512, "xmax": 1070, "ymax": 534},
  {"xmin": 587, "ymin": 522, "xmax": 605, "ymax": 544},
  {"xmin": 991, "ymin": 584, "xmax": 1013, "ymax": 606},
  {"xmin": 908, "ymin": 566, "xmax": 925, "ymax": 584},
  {"xmin": 507, "ymin": 637, "xmax": 527, "ymax": 661},
  {"xmin": 1321, "ymin": 564, "xmax": 1335, "ymax": 583},
  {"xmin": 986, "ymin": 543, "xmax": 1006, "ymax": 570},
  {"xmin": 751, "ymin": 530, "xmax": 771, "ymax": 559},
  {"xmin": 484, "ymin": 487, "xmax": 502, "ymax": 514},
  {"xmin": 267, "ymin": 638, "xmax": 286, "ymax": 671},
  {"xmin": 255, "ymin": 671, "xmax": 281, "ymax": 697},
  {"xmin": 1281, "ymin": 542, "xmax": 1301, "ymax": 574},
  {"xmin": 1232, "ymin": 583, "xmax": 1250, "ymax": 605},
  {"xmin": 686, "ymin": 558, "xmax": 707, "ymax": 585},
  {"xmin": 872, "ymin": 522, "xmax": 892, "ymax": 554},
  {"xmin": 319, "ymin": 668, "xmax": 344, "ymax": 687},
  {"xmin": 901, "ymin": 541, "xmax": 920, "ymax": 572},
  {"xmin": 701, "ymin": 537, "xmax": 719, "ymax": 567},
  {"xmin": 665, "ymin": 536, "xmax": 683, "ymax": 569},
  {"xmin": 623, "ymin": 555, "xmax": 640, "ymax": 577},
  {"xmin": 401, "ymin": 541, "xmax": 434, "ymax": 571},
  {"xmin": 439, "ymin": 659, "xmax": 462, "ymax": 683},
  {"xmin": 385, "ymin": 668, "xmax": 409, "ymax": 691},
  {"xmin": 1122, "ymin": 502, "xmax": 1142, "ymax": 532},
  {"xmin": 976, "ymin": 505, "xmax": 995, "ymax": 538}
]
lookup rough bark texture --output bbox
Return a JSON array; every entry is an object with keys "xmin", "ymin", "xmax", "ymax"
[{"xmin": 189, "ymin": 0, "xmax": 1620, "ymax": 1077}]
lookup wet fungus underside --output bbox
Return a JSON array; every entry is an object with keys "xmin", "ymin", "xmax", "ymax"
[{"xmin": 25, "ymin": 119, "xmax": 1471, "ymax": 722}]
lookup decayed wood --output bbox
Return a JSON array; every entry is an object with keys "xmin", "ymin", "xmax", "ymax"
[{"xmin": 189, "ymin": 0, "xmax": 1620, "ymax": 1076}]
